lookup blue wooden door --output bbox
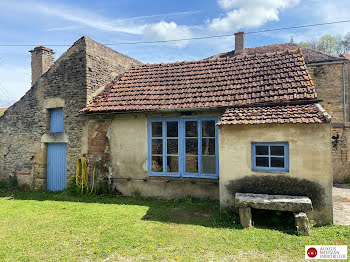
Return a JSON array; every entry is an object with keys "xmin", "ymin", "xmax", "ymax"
[{"xmin": 47, "ymin": 143, "xmax": 67, "ymax": 191}]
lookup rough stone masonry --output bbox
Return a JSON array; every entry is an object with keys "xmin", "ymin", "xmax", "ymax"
[{"xmin": 0, "ymin": 36, "xmax": 141, "ymax": 189}]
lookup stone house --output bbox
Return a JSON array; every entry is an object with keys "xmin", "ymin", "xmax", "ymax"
[
  {"xmin": 212, "ymin": 32, "xmax": 350, "ymax": 183},
  {"xmin": 0, "ymin": 35, "xmax": 333, "ymax": 224},
  {"xmin": 0, "ymin": 36, "xmax": 141, "ymax": 189}
]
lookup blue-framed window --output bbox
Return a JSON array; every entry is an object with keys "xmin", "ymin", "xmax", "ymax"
[
  {"xmin": 49, "ymin": 108, "xmax": 64, "ymax": 133},
  {"xmin": 251, "ymin": 142, "xmax": 289, "ymax": 172},
  {"xmin": 148, "ymin": 117, "xmax": 219, "ymax": 179}
]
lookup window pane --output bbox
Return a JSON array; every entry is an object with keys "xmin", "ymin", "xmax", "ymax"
[
  {"xmin": 152, "ymin": 122, "xmax": 162, "ymax": 137},
  {"xmin": 186, "ymin": 138, "xmax": 198, "ymax": 155},
  {"xmin": 167, "ymin": 121, "xmax": 178, "ymax": 137},
  {"xmin": 152, "ymin": 156, "xmax": 163, "ymax": 172},
  {"xmin": 152, "ymin": 139, "xmax": 162, "ymax": 154},
  {"xmin": 202, "ymin": 156, "xmax": 216, "ymax": 174},
  {"xmin": 167, "ymin": 156, "xmax": 178, "ymax": 172},
  {"xmin": 271, "ymin": 157, "xmax": 285, "ymax": 168},
  {"xmin": 256, "ymin": 145, "xmax": 268, "ymax": 155},
  {"xmin": 202, "ymin": 138, "xmax": 215, "ymax": 155},
  {"xmin": 202, "ymin": 120, "xmax": 215, "ymax": 137},
  {"xmin": 186, "ymin": 156, "xmax": 198, "ymax": 173},
  {"xmin": 167, "ymin": 139, "xmax": 178, "ymax": 154},
  {"xmin": 256, "ymin": 157, "xmax": 269, "ymax": 167},
  {"xmin": 185, "ymin": 121, "xmax": 198, "ymax": 137},
  {"xmin": 270, "ymin": 146, "xmax": 284, "ymax": 156}
]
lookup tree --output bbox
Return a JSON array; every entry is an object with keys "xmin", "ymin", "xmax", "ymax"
[
  {"xmin": 308, "ymin": 39, "xmax": 319, "ymax": 50},
  {"xmin": 342, "ymin": 33, "xmax": 350, "ymax": 53},
  {"xmin": 335, "ymin": 34, "xmax": 344, "ymax": 54},
  {"xmin": 317, "ymin": 35, "xmax": 337, "ymax": 55},
  {"xmin": 298, "ymin": 33, "xmax": 350, "ymax": 55},
  {"xmin": 299, "ymin": 41, "xmax": 310, "ymax": 48}
]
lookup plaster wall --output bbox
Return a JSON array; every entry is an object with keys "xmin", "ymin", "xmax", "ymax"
[
  {"xmin": 218, "ymin": 123, "xmax": 333, "ymax": 225},
  {"xmin": 102, "ymin": 111, "xmax": 222, "ymax": 199}
]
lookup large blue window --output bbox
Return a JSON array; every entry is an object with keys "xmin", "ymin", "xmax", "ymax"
[
  {"xmin": 148, "ymin": 117, "xmax": 219, "ymax": 179},
  {"xmin": 49, "ymin": 108, "xmax": 64, "ymax": 133},
  {"xmin": 251, "ymin": 142, "xmax": 289, "ymax": 172}
]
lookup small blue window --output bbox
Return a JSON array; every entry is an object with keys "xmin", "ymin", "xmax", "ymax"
[
  {"xmin": 251, "ymin": 142, "xmax": 289, "ymax": 172},
  {"xmin": 49, "ymin": 108, "xmax": 64, "ymax": 133},
  {"xmin": 148, "ymin": 117, "xmax": 219, "ymax": 179}
]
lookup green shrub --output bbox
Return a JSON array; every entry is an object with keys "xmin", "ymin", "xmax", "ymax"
[
  {"xmin": 8, "ymin": 173, "xmax": 18, "ymax": 188},
  {"xmin": 64, "ymin": 177, "xmax": 81, "ymax": 195},
  {"xmin": 343, "ymin": 177, "xmax": 350, "ymax": 185},
  {"xmin": 132, "ymin": 189, "xmax": 141, "ymax": 197},
  {"xmin": 0, "ymin": 180, "xmax": 8, "ymax": 189}
]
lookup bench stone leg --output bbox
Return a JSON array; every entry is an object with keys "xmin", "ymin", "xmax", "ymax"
[
  {"xmin": 239, "ymin": 207, "xmax": 252, "ymax": 228},
  {"xmin": 294, "ymin": 212, "xmax": 310, "ymax": 236}
]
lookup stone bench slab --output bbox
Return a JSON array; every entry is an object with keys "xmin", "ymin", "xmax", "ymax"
[{"xmin": 235, "ymin": 193, "xmax": 313, "ymax": 212}]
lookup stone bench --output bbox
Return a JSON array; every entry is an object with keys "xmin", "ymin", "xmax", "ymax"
[{"xmin": 235, "ymin": 193, "xmax": 313, "ymax": 236}]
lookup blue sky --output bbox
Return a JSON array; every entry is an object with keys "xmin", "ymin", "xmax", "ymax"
[{"xmin": 0, "ymin": 0, "xmax": 349, "ymax": 106}]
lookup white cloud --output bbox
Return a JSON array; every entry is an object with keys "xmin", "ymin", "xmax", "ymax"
[
  {"xmin": 0, "ymin": 0, "xmax": 196, "ymax": 47},
  {"xmin": 209, "ymin": 0, "xmax": 300, "ymax": 32},
  {"xmin": 217, "ymin": 0, "xmax": 299, "ymax": 10},
  {"xmin": 29, "ymin": 3, "xmax": 147, "ymax": 35},
  {"xmin": 144, "ymin": 21, "xmax": 193, "ymax": 48}
]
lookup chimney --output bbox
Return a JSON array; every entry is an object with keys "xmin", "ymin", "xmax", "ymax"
[
  {"xmin": 234, "ymin": 32, "xmax": 245, "ymax": 55},
  {"xmin": 29, "ymin": 46, "xmax": 55, "ymax": 86}
]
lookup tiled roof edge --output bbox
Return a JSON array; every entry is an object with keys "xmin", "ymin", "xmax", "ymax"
[{"xmin": 81, "ymin": 99, "xmax": 322, "ymax": 114}]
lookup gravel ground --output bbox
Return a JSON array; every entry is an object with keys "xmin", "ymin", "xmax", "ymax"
[{"xmin": 333, "ymin": 185, "xmax": 350, "ymax": 225}]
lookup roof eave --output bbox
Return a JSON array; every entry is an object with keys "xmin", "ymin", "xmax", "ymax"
[{"xmin": 81, "ymin": 99, "xmax": 322, "ymax": 116}]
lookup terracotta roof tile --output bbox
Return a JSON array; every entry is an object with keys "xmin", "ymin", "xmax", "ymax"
[
  {"xmin": 340, "ymin": 53, "xmax": 350, "ymax": 60},
  {"xmin": 217, "ymin": 104, "xmax": 330, "ymax": 125},
  {"xmin": 83, "ymin": 49, "xmax": 318, "ymax": 113}
]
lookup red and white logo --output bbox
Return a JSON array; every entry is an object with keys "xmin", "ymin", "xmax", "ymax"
[
  {"xmin": 305, "ymin": 245, "xmax": 347, "ymax": 260},
  {"xmin": 307, "ymin": 247, "xmax": 318, "ymax": 258}
]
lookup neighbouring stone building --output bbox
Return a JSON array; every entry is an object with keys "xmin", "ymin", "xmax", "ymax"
[
  {"xmin": 0, "ymin": 35, "xmax": 333, "ymax": 225},
  {"xmin": 0, "ymin": 36, "xmax": 140, "ymax": 189},
  {"xmin": 211, "ymin": 32, "xmax": 350, "ymax": 183}
]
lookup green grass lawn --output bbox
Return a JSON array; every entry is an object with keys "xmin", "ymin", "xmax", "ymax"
[{"xmin": 0, "ymin": 191, "xmax": 349, "ymax": 261}]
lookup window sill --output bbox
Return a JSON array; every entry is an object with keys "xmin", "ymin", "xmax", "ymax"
[
  {"xmin": 149, "ymin": 172, "xmax": 218, "ymax": 179},
  {"xmin": 252, "ymin": 168, "xmax": 289, "ymax": 173}
]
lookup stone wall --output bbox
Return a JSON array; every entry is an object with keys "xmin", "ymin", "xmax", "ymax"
[
  {"xmin": 308, "ymin": 62, "xmax": 350, "ymax": 182},
  {"xmin": 85, "ymin": 115, "xmax": 112, "ymax": 179},
  {"xmin": 0, "ymin": 40, "xmax": 86, "ymax": 189},
  {"xmin": 85, "ymin": 38, "xmax": 141, "ymax": 105},
  {"xmin": 0, "ymin": 36, "xmax": 140, "ymax": 189},
  {"xmin": 308, "ymin": 63, "xmax": 346, "ymax": 123}
]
